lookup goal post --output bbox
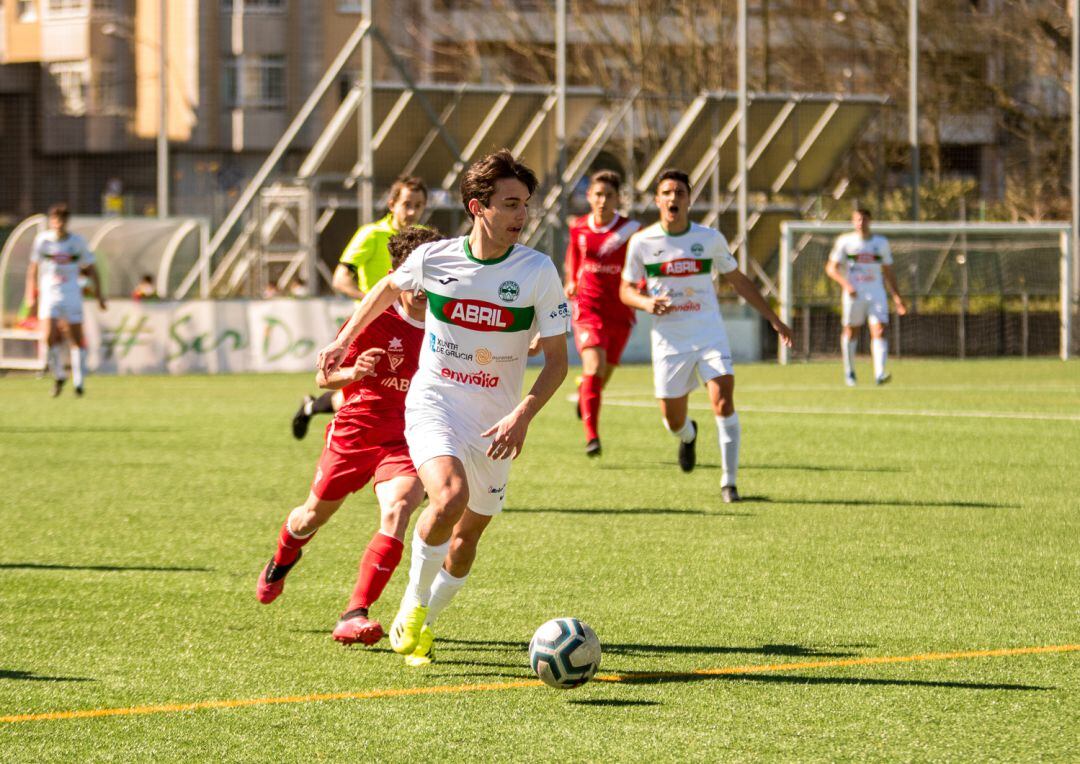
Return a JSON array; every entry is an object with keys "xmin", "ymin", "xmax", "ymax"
[{"xmin": 778, "ymin": 221, "xmax": 1074, "ymax": 364}]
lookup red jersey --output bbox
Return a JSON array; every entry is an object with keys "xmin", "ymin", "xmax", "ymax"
[
  {"xmin": 565, "ymin": 213, "xmax": 641, "ymax": 325},
  {"xmin": 328, "ymin": 303, "xmax": 424, "ymax": 453}
]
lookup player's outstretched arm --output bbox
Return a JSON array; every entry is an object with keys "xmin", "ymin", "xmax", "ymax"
[
  {"xmin": 881, "ymin": 264, "xmax": 908, "ymax": 316},
  {"xmin": 83, "ymin": 264, "xmax": 107, "ymax": 310},
  {"xmin": 825, "ymin": 259, "xmax": 856, "ymax": 296},
  {"xmin": 722, "ymin": 270, "xmax": 793, "ymax": 347},
  {"xmin": 483, "ymin": 334, "xmax": 568, "ymax": 460},
  {"xmin": 316, "ymin": 348, "xmax": 385, "ymax": 390},
  {"xmin": 318, "ymin": 276, "xmax": 401, "ymax": 374},
  {"xmin": 619, "ymin": 279, "xmax": 671, "ymax": 315}
]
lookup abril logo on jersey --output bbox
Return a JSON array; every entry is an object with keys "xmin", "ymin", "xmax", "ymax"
[
  {"xmin": 660, "ymin": 259, "xmax": 704, "ymax": 276},
  {"xmin": 443, "ymin": 299, "xmax": 513, "ymax": 331}
]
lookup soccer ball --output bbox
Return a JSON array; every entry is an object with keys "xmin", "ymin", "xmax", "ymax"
[{"xmin": 528, "ymin": 617, "xmax": 601, "ymax": 689}]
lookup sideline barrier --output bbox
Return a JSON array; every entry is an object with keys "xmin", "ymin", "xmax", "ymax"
[{"xmin": 77, "ymin": 298, "xmax": 762, "ymax": 375}]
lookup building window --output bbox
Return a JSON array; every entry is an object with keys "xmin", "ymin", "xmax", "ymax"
[
  {"xmin": 47, "ymin": 0, "xmax": 88, "ymax": 12},
  {"xmin": 49, "ymin": 61, "xmax": 89, "ymax": 116},
  {"xmin": 17, "ymin": 0, "xmax": 38, "ymax": 22},
  {"xmin": 222, "ymin": 0, "xmax": 285, "ymax": 11},
  {"xmin": 223, "ymin": 55, "xmax": 286, "ymax": 109}
]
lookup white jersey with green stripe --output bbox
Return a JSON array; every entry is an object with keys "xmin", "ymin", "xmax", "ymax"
[
  {"xmin": 622, "ymin": 222, "xmax": 738, "ymax": 355},
  {"xmin": 390, "ymin": 236, "xmax": 569, "ymax": 428}
]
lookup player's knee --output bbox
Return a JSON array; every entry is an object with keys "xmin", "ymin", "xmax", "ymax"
[
  {"xmin": 428, "ymin": 481, "xmax": 469, "ymax": 518},
  {"xmin": 714, "ymin": 398, "xmax": 734, "ymax": 417}
]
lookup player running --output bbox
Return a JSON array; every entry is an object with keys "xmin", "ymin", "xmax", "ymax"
[
  {"xmin": 825, "ymin": 208, "xmax": 907, "ymax": 386},
  {"xmin": 258, "ymin": 226, "xmax": 440, "ymax": 646},
  {"xmin": 291, "ymin": 175, "xmax": 428, "ymax": 439},
  {"xmin": 564, "ymin": 170, "xmax": 641, "ymax": 457},
  {"xmin": 317, "ymin": 149, "xmax": 569, "ymax": 667},
  {"xmin": 620, "ymin": 169, "xmax": 792, "ymax": 504},
  {"xmin": 24, "ymin": 203, "xmax": 107, "ymax": 397}
]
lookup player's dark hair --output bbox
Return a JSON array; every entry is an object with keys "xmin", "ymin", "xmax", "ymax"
[
  {"xmin": 388, "ymin": 175, "xmax": 428, "ymax": 204},
  {"xmin": 387, "ymin": 225, "xmax": 443, "ymax": 270},
  {"xmin": 48, "ymin": 203, "xmax": 70, "ymax": 220},
  {"xmin": 460, "ymin": 149, "xmax": 538, "ymax": 220},
  {"xmin": 855, "ymin": 207, "xmax": 873, "ymax": 218},
  {"xmin": 589, "ymin": 169, "xmax": 622, "ymax": 192},
  {"xmin": 656, "ymin": 169, "xmax": 691, "ymax": 194}
]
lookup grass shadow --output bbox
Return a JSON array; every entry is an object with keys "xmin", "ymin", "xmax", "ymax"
[
  {"xmin": 0, "ymin": 426, "xmax": 174, "ymax": 434},
  {"xmin": 743, "ymin": 498, "xmax": 1017, "ymax": 509},
  {"xmin": 605, "ymin": 672, "xmax": 1048, "ymax": 692},
  {"xmin": 1, "ymin": 669, "xmax": 94, "ymax": 683},
  {"xmin": 0, "ymin": 563, "xmax": 211, "ymax": 573},
  {"xmin": 437, "ymin": 639, "xmax": 859, "ymax": 660},
  {"xmin": 505, "ymin": 507, "xmax": 751, "ymax": 517},
  {"xmin": 743, "ymin": 464, "xmax": 904, "ymax": 474},
  {"xmin": 568, "ymin": 699, "xmax": 661, "ymax": 707}
]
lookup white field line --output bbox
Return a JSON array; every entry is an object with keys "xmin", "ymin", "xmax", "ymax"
[
  {"xmin": 604, "ymin": 384, "xmax": 1080, "ymax": 394},
  {"xmin": 599, "ymin": 398, "xmax": 1080, "ymax": 423}
]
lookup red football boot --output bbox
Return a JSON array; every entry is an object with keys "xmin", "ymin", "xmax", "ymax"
[
  {"xmin": 256, "ymin": 551, "xmax": 302, "ymax": 604},
  {"xmin": 332, "ymin": 611, "xmax": 384, "ymax": 646}
]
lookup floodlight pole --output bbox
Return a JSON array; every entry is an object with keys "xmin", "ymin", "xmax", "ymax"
[
  {"xmin": 359, "ymin": 0, "xmax": 375, "ymax": 225},
  {"xmin": 157, "ymin": 0, "xmax": 169, "ymax": 219},
  {"xmin": 1071, "ymin": 0, "xmax": 1079, "ymax": 356},
  {"xmin": 737, "ymin": 0, "xmax": 749, "ymax": 273},
  {"xmin": 554, "ymin": 0, "xmax": 567, "ymax": 262},
  {"xmin": 908, "ymin": 0, "xmax": 920, "ymax": 221}
]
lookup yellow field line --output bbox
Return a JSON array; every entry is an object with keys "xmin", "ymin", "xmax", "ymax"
[{"xmin": 2, "ymin": 644, "xmax": 1076, "ymax": 724}]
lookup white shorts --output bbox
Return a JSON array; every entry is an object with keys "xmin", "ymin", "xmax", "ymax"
[
  {"xmin": 38, "ymin": 299, "xmax": 84, "ymax": 323},
  {"xmin": 842, "ymin": 290, "xmax": 889, "ymax": 326},
  {"xmin": 405, "ymin": 405, "xmax": 512, "ymax": 517},
  {"xmin": 653, "ymin": 339, "xmax": 734, "ymax": 399}
]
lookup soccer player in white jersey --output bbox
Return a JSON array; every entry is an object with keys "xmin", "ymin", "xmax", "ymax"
[
  {"xmin": 24, "ymin": 204, "xmax": 107, "ymax": 397},
  {"xmin": 620, "ymin": 169, "xmax": 793, "ymax": 504},
  {"xmin": 317, "ymin": 150, "xmax": 569, "ymax": 666},
  {"xmin": 825, "ymin": 208, "xmax": 907, "ymax": 386}
]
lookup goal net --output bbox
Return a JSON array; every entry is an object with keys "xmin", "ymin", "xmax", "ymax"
[{"xmin": 778, "ymin": 222, "xmax": 1074, "ymax": 363}]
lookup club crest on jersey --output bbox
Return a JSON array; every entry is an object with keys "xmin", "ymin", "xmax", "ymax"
[
  {"xmin": 498, "ymin": 281, "xmax": 520, "ymax": 302},
  {"xmin": 691, "ymin": 243, "xmax": 705, "ymax": 257}
]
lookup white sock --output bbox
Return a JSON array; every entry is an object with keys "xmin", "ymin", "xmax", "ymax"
[
  {"xmin": 663, "ymin": 418, "xmax": 696, "ymax": 443},
  {"xmin": 425, "ymin": 569, "xmax": 468, "ymax": 626},
  {"xmin": 716, "ymin": 413, "xmax": 741, "ymax": 488},
  {"xmin": 401, "ymin": 529, "xmax": 450, "ymax": 609},
  {"xmin": 842, "ymin": 336, "xmax": 857, "ymax": 377},
  {"xmin": 71, "ymin": 347, "xmax": 85, "ymax": 389},
  {"xmin": 303, "ymin": 399, "xmax": 314, "ymax": 416},
  {"xmin": 872, "ymin": 338, "xmax": 888, "ymax": 378},
  {"xmin": 48, "ymin": 346, "xmax": 67, "ymax": 381}
]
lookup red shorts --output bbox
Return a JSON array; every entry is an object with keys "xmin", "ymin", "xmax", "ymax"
[
  {"xmin": 572, "ymin": 312, "xmax": 634, "ymax": 366},
  {"xmin": 310, "ymin": 440, "xmax": 417, "ymax": 502}
]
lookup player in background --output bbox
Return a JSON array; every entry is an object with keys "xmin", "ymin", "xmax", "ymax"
[
  {"xmin": 24, "ymin": 204, "xmax": 107, "ymax": 397},
  {"xmin": 318, "ymin": 150, "xmax": 569, "ymax": 667},
  {"xmin": 291, "ymin": 175, "xmax": 428, "ymax": 439},
  {"xmin": 258, "ymin": 227, "xmax": 440, "ymax": 646},
  {"xmin": 825, "ymin": 208, "xmax": 907, "ymax": 386},
  {"xmin": 564, "ymin": 170, "xmax": 641, "ymax": 457},
  {"xmin": 620, "ymin": 170, "xmax": 792, "ymax": 503}
]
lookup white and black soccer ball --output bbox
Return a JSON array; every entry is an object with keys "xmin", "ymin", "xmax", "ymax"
[{"xmin": 528, "ymin": 617, "xmax": 601, "ymax": 689}]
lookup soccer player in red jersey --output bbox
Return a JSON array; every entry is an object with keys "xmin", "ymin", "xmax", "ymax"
[
  {"xmin": 256, "ymin": 227, "xmax": 441, "ymax": 646},
  {"xmin": 564, "ymin": 170, "xmax": 641, "ymax": 456}
]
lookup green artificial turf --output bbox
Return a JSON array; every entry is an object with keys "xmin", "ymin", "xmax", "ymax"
[{"xmin": 1, "ymin": 359, "xmax": 1077, "ymax": 761}]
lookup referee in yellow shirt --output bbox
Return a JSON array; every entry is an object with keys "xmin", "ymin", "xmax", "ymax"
[
  {"xmin": 292, "ymin": 175, "xmax": 429, "ymax": 438},
  {"xmin": 332, "ymin": 175, "xmax": 429, "ymax": 300}
]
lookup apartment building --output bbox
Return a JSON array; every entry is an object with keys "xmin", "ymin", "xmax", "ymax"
[{"xmin": 0, "ymin": 0, "xmax": 404, "ymax": 221}]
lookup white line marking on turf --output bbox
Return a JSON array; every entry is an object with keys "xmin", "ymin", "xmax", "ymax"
[{"xmin": 601, "ymin": 399, "xmax": 1080, "ymax": 423}]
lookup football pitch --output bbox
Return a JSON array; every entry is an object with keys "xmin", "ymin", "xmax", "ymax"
[{"xmin": 1, "ymin": 358, "xmax": 1078, "ymax": 761}]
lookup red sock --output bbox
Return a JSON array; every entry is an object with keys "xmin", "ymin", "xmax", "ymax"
[
  {"xmin": 273, "ymin": 521, "xmax": 314, "ymax": 566},
  {"xmin": 580, "ymin": 373, "xmax": 602, "ymax": 441},
  {"xmin": 345, "ymin": 532, "xmax": 404, "ymax": 613}
]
